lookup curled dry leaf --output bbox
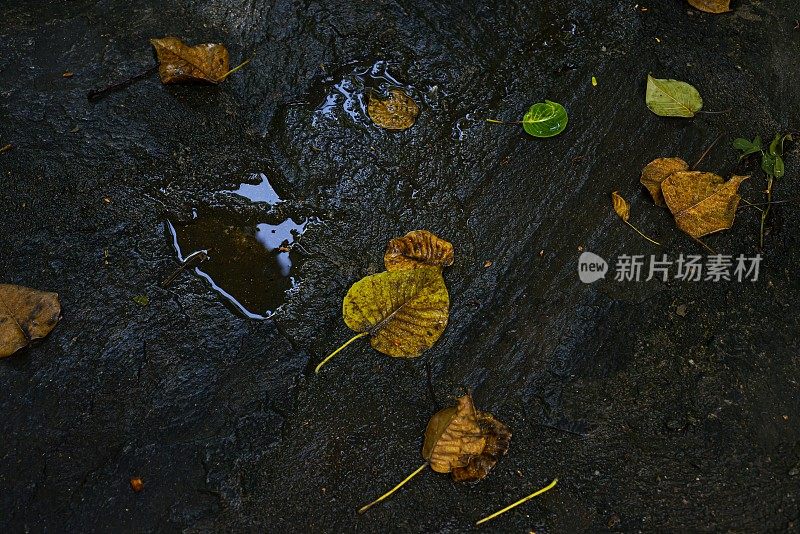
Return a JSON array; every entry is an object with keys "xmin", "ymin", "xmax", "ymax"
[
  {"xmin": 358, "ymin": 394, "xmax": 511, "ymax": 514},
  {"xmin": 384, "ymin": 230, "xmax": 454, "ymax": 271},
  {"xmin": 687, "ymin": 0, "xmax": 731, "ymax": 14},
  {"xmin": 611, "ymin": 191, "xmax": 630, "ymax": 222},
  {"xmin": 0, "ymin": 284, "xmax": 61, "ymax": 358},
  {"xmin": 662, "ymin": 172, "xmax": 749, "ymax": 238},
  {"xmin": 367, "ymin": 89, "xmax": 419, "ymax": 130},
  {"xmin": 423, "ymin": 394, "xmax": 511, "ymax": 482},
  {"xmin": 640, "ymin": 157, "xmax": 689, "ymax": 205},
  {"xmin": 150, "ymin": 37, "xmax": 230, "ymax": 84},
  {"xmin": 645, "ymin": 75, "xmax": 703, "ymax": 118}
]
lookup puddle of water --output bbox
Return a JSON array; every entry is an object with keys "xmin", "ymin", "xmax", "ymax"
[
  {"xmin": 313, "ymin": 60, "xmax": 430, "ymax": 127},
  {"xmin": 225, "ymin": 173, "xmax": 281, "ymax": 204},
  {"xmin": 167, "ymin": 213, "xmax": 308, "ymax": 319}
]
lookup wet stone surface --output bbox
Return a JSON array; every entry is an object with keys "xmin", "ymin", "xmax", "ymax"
[{"xmin": 1, "ymin": 0, "xmax": 800, "ymax": 532}]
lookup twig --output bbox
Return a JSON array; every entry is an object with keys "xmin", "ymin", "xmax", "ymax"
[
  {"xmin": 691, "ymin": 133, "xmax": 724, "ymax": 170},
  {"xmin": 88, "ymin": 64, "xmax": 158, "ymax": 101},
  {"xmin": 738, "ymin": 197, "xmax": 763, "ymax": 212},
  {"xmin": 0, "ymin": 143, "xmax": 12, "ymax": 154}
]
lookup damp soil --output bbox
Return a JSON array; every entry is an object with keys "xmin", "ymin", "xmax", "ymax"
[{"xmin": 2, "ymin": 1, "xmax": 800, "ymax": 532}]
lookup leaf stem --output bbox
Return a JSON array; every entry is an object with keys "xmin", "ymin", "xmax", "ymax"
[
  {"xmin": 475, "ymin": 478, "xmax": 559, "ymax": 526},
  {"xmin": 315, "ymin": 331, "xmax": 369, "ymax": 374},
  {"xmin": 760, "ymin": 176, "xmax": 774, "ymax": 249},
  {"xmin": 87, "ymin": 64, "xmax": 158, "ymax": 101},
  {"xmin": 357, "ymin": 463, "xmax": 428, "ymax": 514},
  {"xmin": 696, "ymin": 108, "xmax": 732, "ymax": 115},
  {"xmin": 485, "ymin": 119, "xmax": 523, "ymax": 125},
  {"xmin": 691, "ymin": 236, "xmax": 715, "ymax": 254},
  {"xmin": 221, "ymin": 58, "xmax": 251, "ymax": 81},
  {"xmin": 624, "ymin": 221, "xmax": 661, "ymax": 246},
  {"xmin": 691, "ymin": 133, "xmax": 723, "ymax": 170}
]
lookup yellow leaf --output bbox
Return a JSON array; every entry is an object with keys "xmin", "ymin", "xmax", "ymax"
[
  {"xmin": 0, "ymin": 284, "xmax": 61, "ymax": 358},
  {"xmin": 343, "ymin": 267, "xmax": 448, "ymax": 357},
  {"xmin": 687, "ymin": 0, "xmax": 731, "ymax": 14},
  {"xmin": 150, "ymin": 37, "xmax": 231, "ymax": 84},
  {"xmin": 662, "ymin": 172, "xmax": 749, "ymax": 238},
  {"xmin": 611, "ymin": 191, "xmax": 630, "ymax": 222},
  {"xmin": 640, "ymin": 157, "xmax": 689, "ymax": 205},
  {"xmin": 367, "ymin": 89, "xmax": 419, "ymax": 130},
  {"xmin": 384, "ymin": 230, "xmax": 454, "ymax": 271}
]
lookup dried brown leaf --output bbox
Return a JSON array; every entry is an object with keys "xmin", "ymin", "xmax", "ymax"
[
  {"xmin": 611, "ymin": 191, "xmax": 630, "ymax": 222},
  {"xmin": 367, "ymin": 89, "xmax": 419, "ymax": 130},
  {"xmin": 641, "ymin": 157, "xmax": 689, "ymax": 205},
  {"xmin": 0, "ymin": 284, "xmax": 61, "ymax": 358},
  {"xmin": 150, "ymin": 37, "xmax": 230, "ymax": 84},
  {"xmin": 422, "ymin": 394, "xmax": 511, "ymax": 482},
  {"xmin": 384, "ymin": 230, "xmax": 454, "ymax": 271},
  {"xmin": 662, "ymin": 172, "xmax": 749, "ymax": 238},
  {"xmin": 687, "ymin": 0, "xmax": 731, "ymax": 14}
]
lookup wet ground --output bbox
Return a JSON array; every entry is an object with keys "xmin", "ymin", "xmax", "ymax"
[{"xmin": 2, "ymin": 0, "xmax": 800, "ymax": 532}]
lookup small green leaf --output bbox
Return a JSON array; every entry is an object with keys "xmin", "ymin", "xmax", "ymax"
[
  {"xmin": 133, "ymin": 295, "xmax": 150, "ymax": 306},
  {"xmin": 522, "ymin": 100, "xmax": 568, "ymax": 138},
  {"xmin": 733, "ymin": 136, "xmax": 763, "ymax": 160},
  {"xmin": 645, "ymin": 75, "xmax": 703, "ymax": 118},
  {"xmin": 761, "ymin": 152, "xmax": 777, "ymax": 177},
  {"xmin": 769, "ymin": 133, "xmax": 793, "ymax": 157},
  {"xmin": 774, "ymin": 155, "xmax": 785, "ymax": 178}
]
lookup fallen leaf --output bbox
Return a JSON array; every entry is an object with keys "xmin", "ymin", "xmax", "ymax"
[
  {"xmin": 611, "ymin": 191, "xmax": 630, "ymax": 222},
  {"xmin": 150, "ymin": 37, "xmax": 230, "ymax": 84},
  {"xmin": 132, "ymin": 295, "xmax": 149, "ymax": 306},
  {"xmin": 640, "ymin": 157, "xmax": 689, "ymax": 205},
  {"xmin": 384, "ymin": 230, "xmax": 454, "ymax": 271},
  {"xmin": 316, "ymin": 267, "xmax": 449, "ymax": 372},
  {"xmin": 645, "ymin": 75, "xmax": 703, "ymax": 118},
  {"xmin": 0, "ymin": 284, "xmax": 61, "ymax": 358},
  {"xmin": 62, "ymin": 71, "xmax": 74, "ymax": 78},
  {"xmin": 367, "ymin": 89, "xmax": 419, "ymax": 130},
  {"xmin": 610, "ymin": 192, "xmax": 661, "ymax": 245},
  {"xmin": 522, "ymin": 100, "xmax": 568, "ymax": 138},
  {"xmin": 423, "ymin": 394, "xmax": 511, "ymax": 482},
  {"xmin": 0, "ymin": 144, "xmax": 12, "ymax": 154},
  {"xmin": 662, "ymin": 172, "xmax": 749, "ymax": 238},
  {"xmin": 687, "ymin": 0, "xmax": 731, "ymax": 14},
  {"xmin": 358, "ymin": 394, "xmax": 511, "ymax": 514},
  {"xmin": 130, "ymin": 477, "xmax": 144, "ymax": 492}
]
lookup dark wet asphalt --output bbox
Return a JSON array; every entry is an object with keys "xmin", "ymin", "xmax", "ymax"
[{"xmin": 1, "ymin": 1, "xmax": 799, "ymax": 532}]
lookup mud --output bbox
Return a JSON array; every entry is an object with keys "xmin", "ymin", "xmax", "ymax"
[{"xmin": 1, "ymin": 0, "xmax": 799, "ymax": 532}]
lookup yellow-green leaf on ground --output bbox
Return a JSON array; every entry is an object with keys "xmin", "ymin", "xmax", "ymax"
[
  {"xmin": 384, "ymin": 230, "xmax": 454, "ymax": 271},
  {"xmin": 150, "ymin": 37, "xmax": 231, "ymax": 84},
  {"xmin": 611, "ymin": 191, "xmax": 630, "ymax": 222},
  {"xmin": 641, "ymin": 157, "xmax": 689, "ymax": 205},
  {"xmin": 687, "ymin": 0, "xmax": 731, "ymax": 14},
  {"xmin": 0, "ymin": 284, "xmax": 61, "ymax": 358},
  {"xmin": 343, "ymin": 267, "xmax": 448, "ymax": 357},
  {"xmin": 646, "ymin": 75, "xmax": 703, "ymax": 118},
  {"xmin": 662, "ymin": 172, "xmax": 749, "ymax": 238},
  {"xmin": 367, "ymin": 88, "xmax": 419, "ymax": 130}
]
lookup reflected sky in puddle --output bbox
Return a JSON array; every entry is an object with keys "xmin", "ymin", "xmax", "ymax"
[
  {"xmin": 313, "ymin": 60, "xmax": 430, "ymax": 127},
  {"xmin": 167, "ymin": 172, "xmax": 309, "ymax": 319},
  {"xmin": 226, "ymin": 173, "xmax": 281, "ymax": 204}
]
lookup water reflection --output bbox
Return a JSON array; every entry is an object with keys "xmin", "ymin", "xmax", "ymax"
[
  {"xmin": 167, "ymin": 212, "xmax": 308, "ymax": 319},
  {"xmin": 226, "ymin": 173, "xmax": 281, "ymax": 204}
]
